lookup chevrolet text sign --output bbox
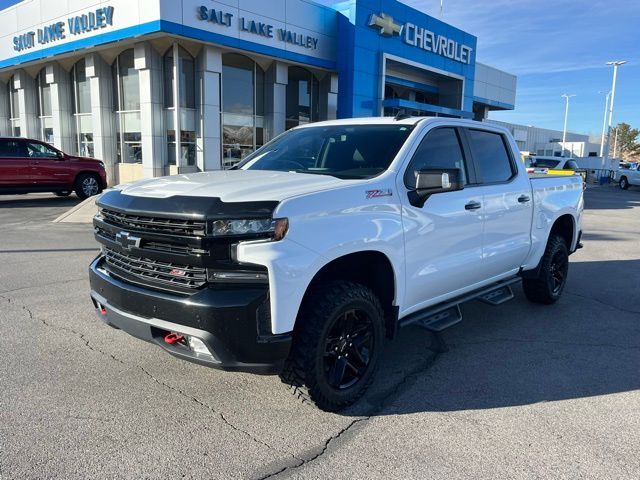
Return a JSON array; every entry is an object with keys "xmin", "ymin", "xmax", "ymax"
[{"xmin": 368, "ymin": 13, "xmax": 473, "ymax": 65}]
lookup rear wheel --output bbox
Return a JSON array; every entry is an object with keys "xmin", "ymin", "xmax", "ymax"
[
  {"xmin": 523, "ymin": 234, "xmax": 569, "ymax": 304},
  {"xmin": 54, "ymin": 190, "xmax": 72, "ymax": 197},
  {"xmin": 619, "ymin": 176, "xmax": 629, "ymax": 190},
  {"xmin": 280, "ymin": 281, "xmax": 385, "ymax": 411},
  {"xmin": 74, "ymin": 173, "xmax": 102, "ymax": 200}
]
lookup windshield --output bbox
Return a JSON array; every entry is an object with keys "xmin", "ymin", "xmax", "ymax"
[{"xmin": 237, "ymin": 124, "xmax": 414, "ymax": 179}]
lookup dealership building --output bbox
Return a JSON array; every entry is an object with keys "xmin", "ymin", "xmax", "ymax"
[{"xmin": 0, "ymin": 0, "xmax": 517, "ymax": 184}]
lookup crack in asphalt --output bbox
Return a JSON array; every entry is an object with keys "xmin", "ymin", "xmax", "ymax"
[
  {"xmin": 255, "ymin": 335, "xmax": 444, "ymax": 479},
  {"xmin": 0, "ymin": 277, "xmax": 86, "ymax": 295},
  {"xmin": 0, "ymin": 295, "xmax": 302, "ymax": 464}
]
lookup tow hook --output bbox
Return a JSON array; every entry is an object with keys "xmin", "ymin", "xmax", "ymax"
[{"xmin": 164, "ymin": 333, "xmax": 185, "ymax": 345}]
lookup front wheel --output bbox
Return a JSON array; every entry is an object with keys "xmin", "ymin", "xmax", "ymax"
[
  {"xmin": 54, "ymin": 190, "xmax": 72, "ymax": 197},
  {"xmin": 619, "ymin": 176, "xmax": 629, "ymax": 190},
  {"xmin": 74, "ymin": 173, "xmax": 102, "ymax": 200},
  {"xmin": 280, "ymin": 281, "xmax": 385, "ymax": 411},
  {"xmin": 523, "ymin": 234, "xmax": 569, "ymax": 305}
]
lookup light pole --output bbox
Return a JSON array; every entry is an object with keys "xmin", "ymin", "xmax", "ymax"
[
  {"xmin": 603, "ymin": 60, "xmax": 626, "ymax": 168},
  {"xmin": 599, "ymin": 90, "xmax": 611, "ymax": 157},
  {"xmin": 561, "ymin": 94, "xmax": 575, "ymax": 157}
]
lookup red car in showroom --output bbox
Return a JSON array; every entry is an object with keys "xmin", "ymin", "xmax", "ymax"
[{"xmin": 0, "ymin": 137, "xmax": 107, "ymax": 200}]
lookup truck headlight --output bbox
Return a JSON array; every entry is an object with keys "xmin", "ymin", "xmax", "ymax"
[{"xmin": 210, "ymin": 218, "xmax": 288, "ymax": 240}]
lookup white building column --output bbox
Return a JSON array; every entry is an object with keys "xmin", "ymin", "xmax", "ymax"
[
  {"xmin": 135, "ymin": 42, "xmax": 165, "ymax": 179},
  {"xmin": 265, "ymin": 62, "xmax": 288, "ymax": 139},
  {"xmin": 0, "ymin": 81, "xmax": 10, "ymax": 136},
  {"xmin": 197, "ymin": 45, "xmax": 222, "ymax": 171},
  {"xmin": 46, "ymin": 64, "xmax": 74, "ymax": 153},
  {"xmin": 320, "ymin": 73, "xmax": 338, "ymax": 121},
  {"xmin": 86, "ymin": 53, "xmax": 116, "ymax": 184},
  {"xmin": 13, "ymin": 69, "xmax": 37, "ymax": 138}
]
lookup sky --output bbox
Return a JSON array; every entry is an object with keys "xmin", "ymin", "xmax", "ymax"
[
  {"xmin": 1, "ymin": 0, "xmax": 637, "ymax": 138},
  {"xmin": 315, "ymin": 0, "xmax": 639, "ymax": 138}
]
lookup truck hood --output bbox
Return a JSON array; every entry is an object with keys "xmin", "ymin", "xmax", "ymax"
[{"xmin": 115, "ymin": 170, "xmax": 350, "ymax": 203}]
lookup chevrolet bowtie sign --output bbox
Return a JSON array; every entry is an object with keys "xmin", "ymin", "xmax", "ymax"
[
  {"xmin": 368, "ymin": 13, "xmax": 403, "ymax": 37},
  {"xmin": 367, "ymin": 12, "xmax": 473, "ymax": 65}
]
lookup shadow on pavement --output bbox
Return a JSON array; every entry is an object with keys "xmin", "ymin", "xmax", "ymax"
[
  {"xmin": 0, "ymin": 194, "xmax": 82, "ymax": 209},
  {"xmin": 584, "ymin": 187, "xmax": 640, "ymax": 210},
  {"xmin": 343, "ymin": 259, "xmax": 640, "ymax": 417}
]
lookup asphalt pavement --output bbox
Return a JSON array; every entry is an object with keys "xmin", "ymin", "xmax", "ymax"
[{"xmin": 0, "ymin": 187, "xmax": 638, "ymax": 479}]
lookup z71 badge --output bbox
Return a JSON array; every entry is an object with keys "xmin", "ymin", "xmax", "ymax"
[{"xmin": 366, "ymin": 189, "xmax": 393, "ymax": 199}]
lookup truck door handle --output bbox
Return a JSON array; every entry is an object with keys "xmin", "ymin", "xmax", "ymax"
[
  {"xmin": 518, "ymin": 195, "xmax": 531, "ymax": 203},
  {"xmin": 465, "ymin": 201, "xmax": 482, "ymax": 211}
]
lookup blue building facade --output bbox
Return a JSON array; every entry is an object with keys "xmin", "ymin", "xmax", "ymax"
[
  {"xmin": 0, "ymin": 0, "xmax": 516, "ymax": 182},
  {"xmin": 335, "ymin": 0, "xmax": 481, "ymax": 119}
]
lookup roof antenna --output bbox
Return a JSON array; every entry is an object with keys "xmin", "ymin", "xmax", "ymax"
[{"xmin": 394, "ymin": 109, "xmax": 412, "ymax": 121}]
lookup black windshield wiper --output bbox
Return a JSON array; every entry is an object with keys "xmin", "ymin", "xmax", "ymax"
[{"xmin": 292, "ymin": 170, "xmax": 342, "ymax": 179}]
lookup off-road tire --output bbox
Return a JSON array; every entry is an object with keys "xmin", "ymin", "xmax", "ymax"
[
  {"xmin": 523, "ymin": 234, "xmax": 569, "ymax": 305},
  {"xmin": 280, "ymin": 281, "xmax": 385, "ymax": 411},
  {"xmin": 74, "ymin": 173, "xmax": 102, "ymax": 200},
  {"xmin": 619, "ymin": 176, "xmax": 629, "ymax": 190}
]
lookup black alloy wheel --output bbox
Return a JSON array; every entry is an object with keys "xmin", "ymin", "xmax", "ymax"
[
  {"xmin": 523, "ymin": 234, "xmax": 569, "ymax": 304},
  {"xmin": 280, "ymin": 281, "xmax": 385, "ymax": 411},
  {"xmin": 323, "ymin": 308, "xmax": 375, "ymax": 390},
  {"xmin": 548, "ymin": 250, "xmax": 568, "ymax": 295}
]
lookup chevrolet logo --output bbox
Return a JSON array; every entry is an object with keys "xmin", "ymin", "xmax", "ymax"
[
  {"xmin": 115, "ymin": 231, "xmax": 142, "ymax": 251},
  {"xmin": 368, "ymin": 13, "xmax": 403, "ymax": 37}
]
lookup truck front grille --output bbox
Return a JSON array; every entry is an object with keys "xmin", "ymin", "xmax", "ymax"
[
  {"xmin": 103, "ymin": 247, "xmax": 207, "ymax": 290},
  {"xmin": 100, "ymin": 208, "xmax": 206, "ymax": 237}
]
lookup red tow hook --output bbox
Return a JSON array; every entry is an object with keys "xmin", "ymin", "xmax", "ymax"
[{"xmin": 164, "ymin": 333, "xmax": 185, "ymax": 345}]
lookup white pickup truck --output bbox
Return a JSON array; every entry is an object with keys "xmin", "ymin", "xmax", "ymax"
[
  {"xmin": 616, "ymin": 163, "xmax": 640, "ymax": 190},
  {"xmin": 89, "ymin": 117, "xmax": 584, "ymax": 411}
]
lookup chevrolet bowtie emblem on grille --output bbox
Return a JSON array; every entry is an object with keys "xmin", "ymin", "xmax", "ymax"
[
  {"xmin": 368, "ymin": 12, "xmax": 403, "ymax": 37},
  {"xmin": 115, "ymin": 231, "xmax": 142, "ymax": 251}
]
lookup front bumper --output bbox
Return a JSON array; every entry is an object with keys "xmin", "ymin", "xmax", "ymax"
[{"xmin": 89, "ymin": 256, "xmax": 291, "ymax": 374}]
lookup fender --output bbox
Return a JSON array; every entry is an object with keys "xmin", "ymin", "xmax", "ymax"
[{"xmin": 236, "ymin": 174, "xmax": 406, "ymax": 334}]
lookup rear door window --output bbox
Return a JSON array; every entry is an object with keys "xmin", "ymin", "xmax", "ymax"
[
  {"xmin": 465, "ymin": 129, "xmax": 515, "ymax": 183},
  {"xmin": 404, "ymin": 128, "xmax": 468, "ymax": 188},
  {"xmin": 0, "ymin": 140, "xmax": 27, "ymax": 158}
]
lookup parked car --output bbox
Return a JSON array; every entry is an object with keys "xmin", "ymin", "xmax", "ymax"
[
  {"xmin": 525, "ymin": 156, "xmax": 586, "ymax": 180},
  {"xmin": 615, "ymin": 163, "xmax": 639, "ymax": 190},
  {"xmin": 525, "ymin": 155, "xmax": 580, "ymax": 171},
  {"xmin": 0, "ymin": 137, "xmax": 107, "ymax": 199},
  {"xmin": 89, "ymin": 117, "xmax": 584, "ymax": 411}
]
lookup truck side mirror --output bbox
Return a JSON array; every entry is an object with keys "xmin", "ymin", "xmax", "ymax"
[{"xmin": 409, "ymin": 168, "xmax": 463, "ymax": 207}]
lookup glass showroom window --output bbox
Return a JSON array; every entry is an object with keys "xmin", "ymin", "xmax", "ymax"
[
  {"xmin": 222, "ymin": 53, "xmax": 265, "ymax": 169},
  {"xmin": 36, "ymin": 69, "xmax": 53, "ymax": 143},
  {"xmin": 8, "ymin": 76, "xmax": 21, "ymax": 137},
  {"xmin": 112, "ymin": 49, "xmax": 142, "ymax": 163},
  {"xmin": 163, "ymin": 45, "xmax": 196, "ymax": 167},
  {"xmin": 71, "ymin": 59, "xmax": 94, "ymax": 157},
  {"xmin": 286, "ymin": 67, "xmax": 319, "ymax": 130}
]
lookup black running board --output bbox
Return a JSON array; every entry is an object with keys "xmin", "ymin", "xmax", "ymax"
[{"xmin": 399, "ymin": 277, "xmax": 521, "ymax": 331}]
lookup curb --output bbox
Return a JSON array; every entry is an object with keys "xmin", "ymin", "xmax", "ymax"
[{"xmin": 52, "ymin": 195, "xmax": 98, "ymax": 223}]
